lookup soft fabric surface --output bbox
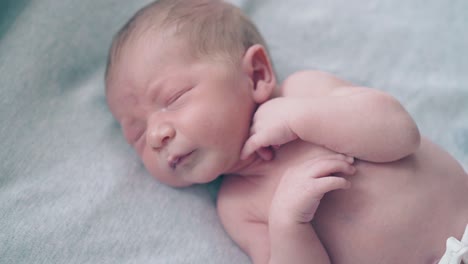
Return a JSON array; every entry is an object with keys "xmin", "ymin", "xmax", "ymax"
[{"xmin": 1, "ymin": 0, "xmax": 467, "ymax": 263}]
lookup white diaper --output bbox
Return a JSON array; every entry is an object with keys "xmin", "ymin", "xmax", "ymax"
[{"xmin": 438, "ymin": 224, "xmax": 468, "ymax": 264}]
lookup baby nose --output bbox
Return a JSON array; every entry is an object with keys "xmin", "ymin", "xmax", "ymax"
[{"xmin": 147, "ymin": 123, "xmax": 175, "ymax": 150}]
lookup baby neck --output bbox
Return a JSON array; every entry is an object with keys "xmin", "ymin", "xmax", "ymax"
[{"xmin": 226, "ymin": 153, "xmax": 269, "ymax": 177}]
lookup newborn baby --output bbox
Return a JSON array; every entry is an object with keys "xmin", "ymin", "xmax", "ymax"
[{"xmin": 104, "ymin": 0, "xmax": 468, "ymax": 263}]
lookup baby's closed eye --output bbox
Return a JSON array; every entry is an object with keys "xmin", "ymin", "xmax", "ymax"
[{"xmin": 165, "ymin": 87, "xmax": 193, "ymax": 109}]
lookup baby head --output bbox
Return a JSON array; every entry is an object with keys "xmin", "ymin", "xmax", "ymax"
[{"xmin": 105, "ymin": 0, "xmax": 277, "ymax": 187}]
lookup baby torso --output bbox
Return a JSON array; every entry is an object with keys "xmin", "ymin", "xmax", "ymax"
[{"xmin": 219, "ymin": 138, "xmax": 468, "ymax": 263}]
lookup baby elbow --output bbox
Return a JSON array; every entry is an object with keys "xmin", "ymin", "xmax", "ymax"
[
  {"xmin": 406, "ymin": 119, "xmax": 421, "ymax": 154},
  {"xmin": 394, "ymin": 106, "xmax": 421, "ymax": 158},
  {"xmin": 376, "ymin": 92, "xmax": 421, "ymax": 157}
]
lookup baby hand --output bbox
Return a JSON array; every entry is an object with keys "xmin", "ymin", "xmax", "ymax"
[
  {"xmin": 240, "ymin": 98, "xmax": 299, "ymax": 160},
  {"xmin": 269, "ymin": 154, "xmax": 356, "ymax": 225}
]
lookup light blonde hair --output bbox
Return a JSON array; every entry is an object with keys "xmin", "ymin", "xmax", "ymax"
[{"xmin": 105, "ymin": 0, "xmax": 269, "ymax": 79}]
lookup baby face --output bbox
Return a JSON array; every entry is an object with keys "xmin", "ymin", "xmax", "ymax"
[{"xmin": 106, "ymin": 36, "xmax": 257, "ymax": 187}]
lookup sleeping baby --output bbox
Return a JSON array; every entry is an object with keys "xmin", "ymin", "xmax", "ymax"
[{"xmin": 104, "ymin": 0, "xmax": 468, "ymax": 263}]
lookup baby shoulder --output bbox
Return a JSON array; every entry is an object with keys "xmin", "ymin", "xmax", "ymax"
[
  {"xmin": 217, "ymin": 175, "xmax": 263, "ymax": 221},
  {"xmin": 217, "ymin": 174, "xmax": 274, "ymax": 231},
  {"xmin": 281, "ymin": 70, "xmax": 353, "ymax": 97}
]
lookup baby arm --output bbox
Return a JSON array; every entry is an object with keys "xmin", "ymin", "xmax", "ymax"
[
  {"xmin": 269, "ymin": 155, "xmax": 355, "ymax": 264},
  {"xmin": 218, "ymin": 155, "xmax": 355, "ymax": 264},
  {"xmin": 241, "ymin": 71, "xmax": 421, "ymax": 163},
  {"xmin": 217, "ymin": 177, "xmax": 271, "ymax": 264}
]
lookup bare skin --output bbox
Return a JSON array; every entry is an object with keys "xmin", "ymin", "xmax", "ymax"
[
  {"xmin": 219, "ymin": 129, "xmax": 468, "ymax": 264},
  {"xmin": 218, "ymin": 72, "xmax": 468, "ymax": 264},
  {"xmin": 106, "ymin": 33, "xmax": 468, "ymax": 263}
]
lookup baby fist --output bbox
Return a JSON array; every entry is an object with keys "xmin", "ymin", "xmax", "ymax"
[
  {"xmin": 269, "ymin": 154, "xmax": 356, "ymax": 224},
  {"xmin": 240, "ymin": 98, "xmax": 298, "ymax": 160}
]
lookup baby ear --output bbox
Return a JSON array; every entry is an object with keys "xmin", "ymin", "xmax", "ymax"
[{"xmin": 242, "ymin": 44, "xmax": 276, "ymax": 104}]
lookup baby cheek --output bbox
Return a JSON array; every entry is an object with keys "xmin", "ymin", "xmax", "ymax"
[
  {"xmin": 141, "ymin": 152, "xmax": 164, "ymax": 179},
  {"xmin": 145, "ymin": 160, "xmax": 191, "ymax": 187},
  {"xmin": 134, "ymin": 137, "xmax": 146, "ymax": 156},
  {"xmin": 121, "ymin": 119, "xmax": 145, "ymax": 144}
]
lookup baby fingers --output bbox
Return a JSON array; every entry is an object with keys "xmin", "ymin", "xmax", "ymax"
[
  {"xmin": 240, "ymin": 132, "xmax": 275, "ymax": 160},
  {"xmin": 293, "ymin": 155, "xmax": 357, "ymax": 179}
]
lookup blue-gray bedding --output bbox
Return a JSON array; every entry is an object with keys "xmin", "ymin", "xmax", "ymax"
[{"xmin": 1, "ymin": 0, "xmax": 467, "ymax": 263}]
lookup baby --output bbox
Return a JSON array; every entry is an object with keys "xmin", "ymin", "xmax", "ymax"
[{"xmin": 104, "ymin": 0, "xmax": 468, "ymax": 263}]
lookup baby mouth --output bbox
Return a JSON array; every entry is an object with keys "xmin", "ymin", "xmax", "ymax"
[{"xmin": 168, "ymin": 151, "xmax": 194, "ymax": 169}]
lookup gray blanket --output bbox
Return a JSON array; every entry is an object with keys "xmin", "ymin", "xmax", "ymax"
[{"xmin": 1, "ymin": 0, "xmax": 467, "ymax": 263}]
